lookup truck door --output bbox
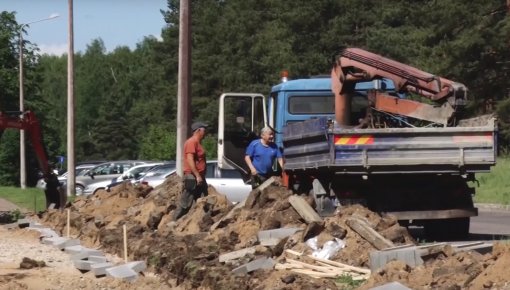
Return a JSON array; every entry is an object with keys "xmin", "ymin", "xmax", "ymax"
[{"xmin": 217, "ymin": 93, "xmax": 267, "ymax": 178}]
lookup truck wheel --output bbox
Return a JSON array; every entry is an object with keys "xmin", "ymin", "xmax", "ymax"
[{"xmin": 424, "ymin": 217, "xmax": 470, "ymax": 241}]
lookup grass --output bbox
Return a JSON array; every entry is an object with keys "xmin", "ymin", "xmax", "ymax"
[
  {"xmin": 474, "ymin": 157, "xmax": 510, "ymax": 205},
  {"xmin": 0, "ymin": 186, "xmax": 47, "ymax": 213}
]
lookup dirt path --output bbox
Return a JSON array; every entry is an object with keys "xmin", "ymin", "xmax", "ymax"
[
  {"xmin": 0, "ymin": 198, "xmax": 21, "ymax": 212},
  {"xmin": 0, "ymin": 225, "xmax": 175, "ymax": 290}
]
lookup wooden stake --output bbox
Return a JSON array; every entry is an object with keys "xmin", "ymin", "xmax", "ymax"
[
  {"xmin": 123, "ymin": 224, "xmax": 128, "ymax": 263},
  {"xmin": 66, "ymin": 209, "xmax": 70, "ymax": 237}
]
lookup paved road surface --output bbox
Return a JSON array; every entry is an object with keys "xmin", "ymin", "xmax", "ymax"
[{"xmin": 470, "ymin": 207, "xmax": 510, "ymax": 239}]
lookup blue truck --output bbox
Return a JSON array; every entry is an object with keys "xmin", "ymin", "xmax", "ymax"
[{"xmin": 217, "ymin": 48, "xmax": 497, "ymax": 238}]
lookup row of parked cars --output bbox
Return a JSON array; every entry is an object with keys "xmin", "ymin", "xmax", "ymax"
[{"xmin": 37, "ymin": 160, "xmax": 252, "ymax": 204}]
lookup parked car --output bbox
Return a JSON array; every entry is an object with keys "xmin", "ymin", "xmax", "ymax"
[
  {"xmin": 205, "ymin": 161, "xmax": 252, "ymax": 204},
  {"xmin": 82, "ymin": 163, "xmax": 163, "ymax": 195},
  {"xmin": 73, "ymin": 160, "xmax": 154, "ymax": 195},
  {"xmin": 136, "ymin": 163, "xmax": 177, "ymax": 187},
  {"xmin": 139, "ymin": 160, "xmax": 251, "ymax": 204},
  {"xmin": 36, "ymin": 164, "xmax": 96, "ymax": 190}
]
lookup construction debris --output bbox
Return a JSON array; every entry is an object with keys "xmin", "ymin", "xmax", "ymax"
[{"xmin": 18, "ymin": 174, "xmax": 509, "ymax": 289}]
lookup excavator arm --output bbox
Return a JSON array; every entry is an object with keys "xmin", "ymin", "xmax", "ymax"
[
  {"xmin": 0, "ymin": 111, "xmax": 64, "ymax": 209},
  {"xmin": 331, "ymin": 47, "xmax": 468, "ymax": 126}
]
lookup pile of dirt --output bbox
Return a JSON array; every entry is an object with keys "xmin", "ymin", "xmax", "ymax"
[{"xmin": 34, "ymin": 176, "xmax": 508, "ymax": 289}]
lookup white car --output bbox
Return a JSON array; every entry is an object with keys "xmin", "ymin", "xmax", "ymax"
[{"xmin": 139, "ymin": 161, "xmax": 252, "ymax": 204}]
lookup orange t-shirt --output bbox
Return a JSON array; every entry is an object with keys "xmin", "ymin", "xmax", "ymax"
[{"xmin": 183, "ymin": 136, "xmax": 206, "ymax": 176}]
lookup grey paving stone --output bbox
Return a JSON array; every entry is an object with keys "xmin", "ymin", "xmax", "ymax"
[
  {"xmin": 91, "ymin": 262, "xmax": 114, "ymax": 276},
  {"xmin": 71, "ymin": 249, "xmax": 104, "ymax": 260},
  {"xmin": 73, "ymin": 259, "xmax": 96, "ymax": 271},
  {"xmin": 369, "ymin": 281, "xmax": 412, "ymax": 290},
  {"xmin": 125, "ymin": 261, "xmax": 146, "ymax": 273},
  {"xmin": 232, "ymin": 257, "xmax": 276, "ymax": 275},
  {"xmin": 88, "ymin": 256, "xmax": 108, "ymax": 263},
  {"xmin": 257, "ymin": 228, "xmax": 302, "ymax": 240},
  {"xmin": 106, "ymin": 265, "xmax": 138, "ymax": 282},
  {"xmin": 65, "ymin": 245, "xmax": 86, "ymax": 254}
]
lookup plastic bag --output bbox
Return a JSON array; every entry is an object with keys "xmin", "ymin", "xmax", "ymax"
[{"xmin": 305, "ymin": 237, "xmax": 345, "ymax": 260}]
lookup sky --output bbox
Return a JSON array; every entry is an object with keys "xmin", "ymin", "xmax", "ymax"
[{"xmin": 1, "ymin": 0, "xmax": 168, "ymax": 55}]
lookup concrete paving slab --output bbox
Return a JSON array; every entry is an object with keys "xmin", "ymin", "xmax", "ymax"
[
  {"xmin": 125, "ymin": 261, "xmax": 146, "ymax": 273},
  {"xmin": 91, "ymin": 262, "xmax": 114, "ymax": 276},
  {"xmin": 41, "ymin": 236, "xmax": 67, "ymax": 246},
  {"xmin": 28, "ymin": 222, "xmax": 45, "ymax": 229},
  {"xmin": 219, "ymin": 247, "xmax": 257, "ymax": 263},
  {"xmin": 53, "ymin": 238, "xmax": 80, "ymax": 250},
  {"xmin": 232, "ymin": 257, "xmax": 276, "ymax": 275},
  {"xmin": 65, "ymin": 245, "xmax": 86, "ymax": 254},
  {"xmin": 71, "ymin": 249, "xmax": 104, "ymax": 260},
  {"xmin": 106, "ymin": 264, "xmax": 138, "ymax": 282},
  {"xmin": 73, "ymin": 259, "xmax": 96, "ymax": 271},
  {"xmin": 257, "ymin": 228, "xmax": 302, "ymax": 240},
  {"xmin": 369, "ymin": 281, "xmax": 412, "ymax": 290},
  {"xmin": 33, "ymin": 228, "xmax": 60, "ymax": 238},
  {"xmin": 370, "ymin": 248, "xmax": 423, "ymax": 272},
  {"xmin": 259, "ymin": 237, "xmax": 281, "ymax": 246},
  {"xmin": 88, "ymin": 256, "xmax": 108, "ymax": 263}
]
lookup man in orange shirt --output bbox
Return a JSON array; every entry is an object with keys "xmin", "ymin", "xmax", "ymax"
[{"xmin": 173, "ymin": 122, "xmax": 209, "ymax": 221}]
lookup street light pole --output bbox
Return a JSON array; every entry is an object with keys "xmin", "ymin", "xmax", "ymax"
[{"xmin": 19, "ymin": 14, "xmax": 59, "ymax": 189}]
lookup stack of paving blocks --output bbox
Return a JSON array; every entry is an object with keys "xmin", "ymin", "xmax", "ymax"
[{"xmin": 23, "ymin": 219, "xmax": 146, "ymax": 282}]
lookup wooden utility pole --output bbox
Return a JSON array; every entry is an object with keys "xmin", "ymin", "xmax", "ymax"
[
  {"xmin": 176, "ymin": 0, "xmax": 191, "ymax": 176},
  {"xmin": 66, "ymin": 0, "xmax": 76, "ymax": 196}
]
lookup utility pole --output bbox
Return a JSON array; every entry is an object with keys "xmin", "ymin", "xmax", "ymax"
[
  {"xmin": 66, "ymin": 0, "xmax": 76, "ymax": 196},
  {"xmin": 176, "ymin": 0, "xmax": 191, "ymax": 176},
  {"xmin": 18, "ymin": 14, "xmax": 59, "ymax": 189}
]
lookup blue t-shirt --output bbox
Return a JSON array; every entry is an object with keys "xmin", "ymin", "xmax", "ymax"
[{"xmin": 245, "ymin": 139, "xmax": 282, "ymax": 176}]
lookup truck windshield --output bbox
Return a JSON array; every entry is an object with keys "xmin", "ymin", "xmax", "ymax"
[{"xmin": 288, "ymin": 95, "xmax": 334, "ymax": 114}]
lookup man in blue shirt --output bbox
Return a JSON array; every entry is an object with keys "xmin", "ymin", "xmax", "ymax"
[{"xmin": 245, "ymin": 127, "xmax": 284, "ymax": 189}]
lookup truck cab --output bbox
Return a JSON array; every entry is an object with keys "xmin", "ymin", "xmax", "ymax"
[{"xmin": 218, "ymin": 77, "xmax": 396, "ymax": 174}]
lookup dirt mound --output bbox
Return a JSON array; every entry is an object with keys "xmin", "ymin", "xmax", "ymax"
[{"xmin": 34, "ymin": 176, "xmax": 505, "ymax": 289}]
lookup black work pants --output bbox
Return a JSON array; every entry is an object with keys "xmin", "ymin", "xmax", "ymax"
[
  {"xmin": 173, "ymin": 174, "xmax": 208, "ymax": 221},
  {"xmin": 251, "ymin": 174, "xmax": 268, "ymax": 189}
]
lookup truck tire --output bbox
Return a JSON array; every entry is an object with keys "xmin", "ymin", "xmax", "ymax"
[{"xmin": 424, "ymin": 217, "xmax": 470, "ymax": 240}]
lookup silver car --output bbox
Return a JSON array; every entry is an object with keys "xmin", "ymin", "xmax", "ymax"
[
  {"xmin": 73, "ymin": 161, "xmax": 151, "ymax": 195},
  {"xmin": 36, "ymin": 164, "xmax": 96, "ymax": 190},
  {"xmin": 82, "ymin": 163, "xmax": 162, "ymax": 195}
]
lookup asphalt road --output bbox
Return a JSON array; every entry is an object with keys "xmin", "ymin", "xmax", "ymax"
[{"xmin": 470, "ymin": 207, "xmax": 510, "ymax": 240}]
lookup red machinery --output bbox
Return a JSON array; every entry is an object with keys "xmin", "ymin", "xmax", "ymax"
[
  {"xmin": 331, "ymin": 47, "xmax": 468, "ymax": 127},
  {"xmin": 0, "ymin": 111, "xmax": 64, "ymax": 209}
]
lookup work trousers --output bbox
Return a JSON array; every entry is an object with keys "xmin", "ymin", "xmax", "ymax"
[
  {"xmin": 251, "ymin": 174, "xmax": 268, "ymax": 189},
  {"xmin": 173, "ymin": 174, "xmax": 208, "ymax": 221}
]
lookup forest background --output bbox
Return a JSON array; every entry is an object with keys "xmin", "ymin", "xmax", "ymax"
[{"xmin": 0, "ymin": 0, "xmax": 509, "ymax": 186}]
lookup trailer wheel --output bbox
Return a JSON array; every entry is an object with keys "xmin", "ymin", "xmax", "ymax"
[{"xmin": 424, "ymin": 217, "xmax": 470, "ymax": 241}]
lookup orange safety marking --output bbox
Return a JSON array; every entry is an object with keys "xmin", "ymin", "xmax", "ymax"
[{"xmin": 334, "ymin": 135, "xmax": 374, "ymax": 145}]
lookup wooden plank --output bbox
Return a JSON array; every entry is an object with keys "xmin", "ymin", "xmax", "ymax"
[
  {"xmin": 288, "ymin": 195, "xmax": 322, "ymax": 224},
  {"xmin": 346, "ymin": 217, "xmax": 394, "ymax": 250},
  {"xmin": 285, "ymin": 249, "xmax": 304, "ymax": 257},
  {"xmin": 286, "ymin": 258, "xmax": 341, "ymax": 273},
  {"xmin": 275, "ymin": 263, "xmax": 304, "ymax": 270},
  {"xmin": 307, "ymin": 255, "xmax": 371, "ymax": 274},
  {"xmin": 289, "ymin": 268, "xmax": 339, "ymax": 278}
]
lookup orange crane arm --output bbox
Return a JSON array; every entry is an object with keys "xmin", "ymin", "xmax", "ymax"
[{"xmin": 331, "ymin": 47, "xmax": 468, "ymax": 126}]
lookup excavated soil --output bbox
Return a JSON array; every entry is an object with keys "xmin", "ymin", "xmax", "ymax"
[{"xmin": 28, "ymin": 175, "xmax": 510, "ymax": 289}]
